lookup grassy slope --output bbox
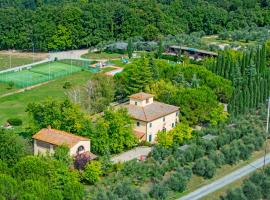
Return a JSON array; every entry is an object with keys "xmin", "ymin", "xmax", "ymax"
[
  {"xmin": 0, "ymin": 53, "xmax": 43, "ymax": 71},
  {"xmin": 0, "ymin": 71, "xmax": 92, "ymax": 125},
  {"xmin": 82, "ymin": 52, "xmax": 126, "ymax": 60}
]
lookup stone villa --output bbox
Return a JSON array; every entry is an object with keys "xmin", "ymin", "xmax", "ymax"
[{"xmin": 125, "ymin": 92, "xmax": 179, "ymax": 143}]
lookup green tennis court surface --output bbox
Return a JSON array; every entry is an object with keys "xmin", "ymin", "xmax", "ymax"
[{"xmin": 0, "ymin": 61, "xmax": 82, "ymax": 88}]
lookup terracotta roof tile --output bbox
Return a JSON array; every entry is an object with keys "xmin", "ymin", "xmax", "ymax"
[
  {"xmin": 130, "ymin": 92, "xmax": 154, "ymax": 100},
  {"xmin": 32, "ymin": 128, "xmax": 89, "ymax": 148},
  {"xmin": 125, "ymin": 101, "xmax": 179, "ymax": 122}
]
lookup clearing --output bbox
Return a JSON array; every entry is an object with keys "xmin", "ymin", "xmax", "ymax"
[
  {"xmin": 0, "ymin": 71, "xmax": 93, "ymax": 125},
  {"xmin": 0, "ymin": 51, "xmax": 47, "ymax": 71}
]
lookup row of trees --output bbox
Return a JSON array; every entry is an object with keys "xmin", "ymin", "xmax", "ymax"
[
  {"xmin": 221, "ymin": 167, "xmax": 270, "ymax": 200},
  {"xmin": 206, "ymin": 43, "xmax": 270, "ymax": 116},
  {"xmin": 87, "ymin": 111, "xmax": 266, "ymax": 199},
  {"xmin": 1, "ymin": 0, "xmax": 270, "ymax": 50}
]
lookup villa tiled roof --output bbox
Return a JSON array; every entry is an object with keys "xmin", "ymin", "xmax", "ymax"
[
  {"xmin": 130, "ymin": 92, "xmax": 154, "ymax": 100},
  {"xmin": 32, "ymin": 128, "xmax": 90, "ymax": 148},
  {"xmin": 125, "ymin": 101, "xmax": 179, "ymax": 122}
]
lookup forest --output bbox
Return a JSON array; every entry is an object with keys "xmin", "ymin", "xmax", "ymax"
[{"xmin": 1, "ymin": 0, "xmax": 270, "ymax": 50}]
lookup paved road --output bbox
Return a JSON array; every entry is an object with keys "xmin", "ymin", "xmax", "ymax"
[
  {"xmin": 49, "ymin": 49, "xmax": 89, "ymax": 60},
  {"xmin": 179, "ymin": 154, "xmax": 270, "ymax": 200}
]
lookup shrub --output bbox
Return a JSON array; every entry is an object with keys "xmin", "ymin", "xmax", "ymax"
[
  {"xmin": 150, "ymin": 183, "xmax": 168, "ymax": 200},
  {"xmin": 204, "ymin": 159, "xmax": 216, "ymax": 179},
  {"xmin": 7, "ymin": 118, "xmax": 22, "ymax": 126},
  {"xmin": 193, "ymin": 158, "xmax": 216, "ymax": 179},
  {"xmin": 83, "ymin": 161, "xmax": 102, "ymax": 184},
  {"xmin": 63, "ymin": 81, "xmax": 72, "ymax": 89},
  {"xmin": 192, "ymin": 158, "xmax": 205, "ymax": 177},
  {"xmin": 167, "ymin": 174, "xmax": 188, "ymax": 192},
  {"xmin": 7, "ymin": 81, "xmax": 15, "ymax": 89},
  {"xmin": 74, "ymin": 153, "xmax": 92, "ymax": 170},
  {"xmin": 242, "ymin": 180, "xmax": 262, "ymax": 200},
  {"xmin": 223, "ymin": 188, "xmax": 247, "ymax": 200},
  {"xmin": 208, "ymin": 151, "xmax": 225, "ymax": 167}
]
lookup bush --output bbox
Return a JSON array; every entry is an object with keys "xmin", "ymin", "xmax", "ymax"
[
  {"xmin": 193, "ymin": 158, "xmax": 216, "ymax": 179},
  {"xmin": 7, "ymin": 81, "xmax": 15, "ymax": 89},
  {"xmin": 204, "ymin": 159, "xmax": 216, "ymax": 179},
  {"xmin": 208, "ymin": 151, "xmax": 225, "ymax": 167},
  {"xmin": 83, "ymin": 161, "xmax": 102, "ymax": 184},
  {"xmin": 7, "ymin": 118, "xmax": 22, "ymax": 126},
  {"xmin": 242, "ymin": 180, "xmax": 262, "ymax": 200},
  {"xmin": 192, "ymin": 158, "xmax": 205, "ymax": 177},
  {"xmin": 63, "ymin": 81, "xmax": 72, "ymax": 89},
  {"xmin": 150, "ymin": 183, "xmax": 168, "ymax": 200}
]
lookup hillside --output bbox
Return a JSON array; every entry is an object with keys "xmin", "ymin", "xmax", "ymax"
[{"xmin": 0, "ymin": 0, "xmax": 270, "ymax": 51}]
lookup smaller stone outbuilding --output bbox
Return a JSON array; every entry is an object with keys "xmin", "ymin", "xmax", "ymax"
[{"xmin": 32, "ymin": 127, "xmax": 94, "ymax": 157}]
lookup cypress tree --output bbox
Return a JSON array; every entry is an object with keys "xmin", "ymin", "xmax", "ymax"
[{"xmin": 127, "ymin": 39, "xmax": 134, "ymax": 59}]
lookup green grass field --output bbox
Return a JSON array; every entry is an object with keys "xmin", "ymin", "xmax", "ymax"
[
  {"xmin": 0, "ymin": 61, "xmax": 82, "ymax": 88},
  {"xmin": 0, "ymin": 71, "xmax": 93, "ymax": 125},
  {"xmin": 0, "ymin": 53, "xmax": 44, "ymax": 71},
  {"xmin": 82, "ymin": 52, "xmax": 126, "ymax": 60}
]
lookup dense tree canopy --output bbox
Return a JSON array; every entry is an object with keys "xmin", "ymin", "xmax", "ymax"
[{"xmin": 1, "ymin": 0, "xmax": 270, "ymax": 50}]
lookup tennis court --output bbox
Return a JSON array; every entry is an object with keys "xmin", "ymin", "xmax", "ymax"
[{"xmin": 0, "ymin": 61, "xmax": 82, "ymax": 88}]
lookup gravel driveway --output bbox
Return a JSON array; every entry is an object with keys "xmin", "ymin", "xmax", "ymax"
[{"xmin": 111, "ymin": 146, "xmax": 152, "ymax": 163}]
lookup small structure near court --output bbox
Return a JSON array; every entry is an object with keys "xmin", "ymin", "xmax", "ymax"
[{"xmin": 166, "ymin": 45, "xmax": 218, "ymax": 60}]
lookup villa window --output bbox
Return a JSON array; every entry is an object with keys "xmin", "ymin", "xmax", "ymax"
[
  {"xmin": 146, "ymin": 98, "xmax": 149, "ymax": 103},
  {"xmin": 135, "ymin": 101, "xmax": 138, "ymax": 106},
  {"xmin": 148, "ymin": 135, "xmax": 152, "ymax": 142},
  {"xmin": 176, "ymin": 112, "xmax": 179, "ymax": 117},
  {"xmin": 163, "ymin": 117, "xmax": 165, "ymax": 122},
  {"xmin": 77, "ymin": 145, "xmax": 85, "ymax": 154},
  {"xmin": 137, "ymin": 121, "xmax": 140, "ymax": 127},
  {"xmin": 172, "ymin": 123, "xmax": 175, "ymax": 127},
  {"xmin": 163, "ymin": 127, "xmax": 166, "ymax": 132},
  {"xmin": 149, "ymin": 123, "xmax": 152, "ymax": 128}
]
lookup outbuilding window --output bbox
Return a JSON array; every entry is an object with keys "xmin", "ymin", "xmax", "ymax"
[
  {"xmin": 137, "ymin": 121, "xmax": 140, "ymax": 127},
  {"xmin": 77, "ymin": 145, "xmax": 85, "ymax": 154}
]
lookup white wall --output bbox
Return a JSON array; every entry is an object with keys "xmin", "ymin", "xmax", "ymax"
[
  {"xmin": 34, "ymin": 139, "xmax": 91, "ymax": 157},
  {"xmin": 34, "ymin": 139, "xmax": 55, "ymax": 155},
  {"xmin": 130, "ymin": 97, "xmax": 153, "ymax": 107},
  {"xmin": 146, "ymin": 111, "xmax": 179, "ymax": 142},
  {"xmin": 70, "ymin": 141, "xmax": 91, "ymax": 156}
]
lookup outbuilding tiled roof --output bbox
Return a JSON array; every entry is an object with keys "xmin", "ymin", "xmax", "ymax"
[
  {"xmin": 125, "ymin": 101, "xmax": 179, "ymax": 122},
  {"xmin": 32, "ymin": 128, "xmax": 90, "ymax": 148},
  {"xmin": 130, "ymin": 92, "xmax": 154, "ymax": 100}
]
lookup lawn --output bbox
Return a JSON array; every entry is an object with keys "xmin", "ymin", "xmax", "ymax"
[
  {"xmin": 0, "ymin": 52, "xmax": 46, "ymax": 71},
  {"xmin": 82, "ymin": 52, "xmax": 126, "ymax": 60},
  {"xmin": 0, "ymin": 71, "xmax": 93, "ymax": 125},
  {"xmin": 102, "ymin": 67, "xmax": 116, "ymax": 73},
  {"xmin": 0, "ymin": 82, "xmax": 19, "ymax": 96}
]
